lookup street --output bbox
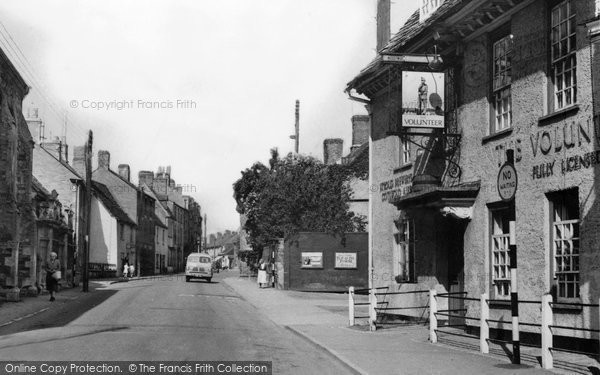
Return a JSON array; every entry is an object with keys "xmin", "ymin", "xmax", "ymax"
[{"xmin": 0, "ymin": 272, "xmax": 350, "ymax": 374}]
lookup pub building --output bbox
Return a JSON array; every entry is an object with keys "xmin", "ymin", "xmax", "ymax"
[{"xmin": 346, "ymin": 0, "xmax": 600, "ymax": 346}]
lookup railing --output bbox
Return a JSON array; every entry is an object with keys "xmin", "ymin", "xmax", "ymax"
[
  {"xmin": 429, "ymin": 290, "xmax": 600, "ymax": 370},
  {"xmin": 349, "ymin": 286, "xmax": 429, "ymax": 331}
]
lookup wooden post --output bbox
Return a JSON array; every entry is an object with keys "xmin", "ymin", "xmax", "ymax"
[
  {"xmin": 430, "ymin": 289, "xmax": 438, "ymax": 343},
  {"xmin": 480, "ymin": 293, "xmax": 489, "ymax": 354},
  {"xmin": 509, "ymin": 220, "xmax": 520, "ymax": 364},
  {"xmin": 541, "ymin": 294, "xmax": 553, "ymax": 369},
  {"xmin": 369, "ymin": 287, "xmax": 377, "ymax": 331},
  {"xmin": 349, "ymin": 286, "xmax": 355, "ymax": 326}
]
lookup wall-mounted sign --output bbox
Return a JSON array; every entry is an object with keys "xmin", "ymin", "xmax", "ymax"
[
  {"xmin": 301, "ymin": 252, "xmax": 323, "ymax": 269},
  {"xmin": 402, "ymin": 71, "xmax": 445, "ymax": 129},
  {"xmin": 335, "ymin": 252, "xmax": 357, "ymax": 269},
  {"xmin": 497, "ymin": 162, "xmax": 517, "ymax": 201}
]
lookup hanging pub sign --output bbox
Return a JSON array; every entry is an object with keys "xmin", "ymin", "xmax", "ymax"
[
  {"xmin": 401, "ymin": 71, "xmax": 445, "ymax": 129},
  {"xmin": 497, "ymin": 162, "xmax": 518, "ymax": 201}
]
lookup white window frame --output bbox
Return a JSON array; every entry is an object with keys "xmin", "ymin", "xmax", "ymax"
[
  {"xmin": 402, "ymin": 139, "xmax": 411, "ymax": 164},
  {"xmin": 549, "ymin": 190, "xmax": 580, "ymax": 300},
  {"xmin": 551, "ymin": 0, "xmax": 577, "ymax": 110},
  {"xmin": 492, "ymin": 34, "xmax": 513, "ymax": 133},
  {"xmin": 491, "ymin": 208, "xmax": 512, "ymax": 298}
]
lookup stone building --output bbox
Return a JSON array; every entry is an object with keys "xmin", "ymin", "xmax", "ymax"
[
  {"xmin": 30, "ymin": 178, "xmax": 71, "ymax": 291},
  {"xmin": 92, "ymin": 151, "xmax": 138, "ymax": 274},
  {"xmin": 0, "ymin": 47, "xmax": 35, "ymax": 290},
  {"xmin": 347, "ymin": 0, "xmax": 600, "ymax": 344},
  {"xmin": 89, "ymin": 181, "xmax": 136, "ymax": 278}
]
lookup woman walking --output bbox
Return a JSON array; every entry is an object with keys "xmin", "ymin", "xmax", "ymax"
[
  {"xmin": 45, "ymin": 252, "xmax": 60, "ymax": 302},
  {"xmin": 257, "ymin": 259, "xmax": 268, "ymax": 288}
]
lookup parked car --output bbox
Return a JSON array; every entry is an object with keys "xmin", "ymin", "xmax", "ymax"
[{"xmin": 185, "ymin": 253, "xmax": 213, "ymax": 282}]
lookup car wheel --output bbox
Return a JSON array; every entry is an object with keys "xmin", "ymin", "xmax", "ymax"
[
  {"xmin": 206, "ymin": 278, "xmax": 212, "ymax": 283},
  {"xmin": 185, "ymin": 276, "xmax": 190, "ymax": 282}
]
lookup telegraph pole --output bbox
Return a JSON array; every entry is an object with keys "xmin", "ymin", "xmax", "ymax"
[
  {"xmin": 83, "ymin": 130, "xmax": 93, "ymax": 292},
  {"xmin": 289, "ymin": 100, "xmax": 299, "ymax": 153}
]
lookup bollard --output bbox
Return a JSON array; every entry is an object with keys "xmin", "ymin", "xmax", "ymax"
[
  {"xmin": 349, "ymin": 286, "xmax": 355, "ymax": 326},
  {"xmin": 430, "ymin": 289, "xmax": 437, "ymax": 343},
  {"xmin": 480, "ymin": 293, "xmax": 489, "ymax": 354},
  {"xmin": 509, "ymin": 220, "xmax": 520, "ymax": 364},
  {"xmin": 541, "ymin": 294, "xmax": 553, "ymax": 369},
  {"xmin": 369, "ymin": 287, "xmax": 377, "ymax": 331}
]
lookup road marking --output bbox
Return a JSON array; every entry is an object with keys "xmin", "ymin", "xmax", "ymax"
[{"xmin": 0, "ymin": 307, "xmax": 49, "ymax": 327}]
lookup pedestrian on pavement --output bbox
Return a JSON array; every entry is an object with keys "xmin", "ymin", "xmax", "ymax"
[
  {"xmin": 45, "ymin": 252, "xmax": 60, "ymax": 302},
  {"xmin": 129, "ymin": 264, "xmax": 135, "ymax": 278},
  {"xmin": 123, "ymin": 262, "xmax": 129, "ymax": 278},
  {"xmin": 257, "ymin": 259, "xmax": 268, "ymax": 288}
]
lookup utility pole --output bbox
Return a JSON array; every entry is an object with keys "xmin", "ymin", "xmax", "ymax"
[
  {"xmin": 83, "ymin": 130, "xmax": 93, "ymax": 292},
  {"xmin": 203, "ymin": 214, "xmax": 207, "ymax": 253},
  {"xmin": 289, "ymin": 100, "xmax": 299, "ymax": 153}
]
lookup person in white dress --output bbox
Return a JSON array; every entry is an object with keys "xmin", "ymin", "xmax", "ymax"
[{"xmin": 257, "ymin": 259, "xmax": 268, "ymax": 288}]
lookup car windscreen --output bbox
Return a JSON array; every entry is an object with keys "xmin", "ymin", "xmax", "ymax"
[{"xmin": 188, "ymin": 256, "xmax": 210, "ymax": 263}]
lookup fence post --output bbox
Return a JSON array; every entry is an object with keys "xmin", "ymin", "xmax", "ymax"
[
  {"xmin": 430, "ymin": 289, "xmax": 437, "ymax": 343},
  {"xmin": 369, "ymin": 287, "xmax": 377, "ymax": 331},
  {"xmin": 349, "ymin": 286, "xmax": 355, "ymax": 326},
  {"xmin": 480, "ymin": 293, "xmax": 489, "ymax": 354},
  {"xmin": 541, "ymin": 294, "xmax": 553, "ymax": 369}
]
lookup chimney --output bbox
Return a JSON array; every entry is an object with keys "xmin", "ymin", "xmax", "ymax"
[
  {"xmin": 209, "ymin": 234, "xmax": 217, "ymax": 246},
  {"xmin": 72, "ymin": 145, "xmax": 86, "ymax": 179},
  {"xmin": 138, "ymin": 170, "xmax": 154, "ymax": 188},
  {"xmin": 26, "ymin": 107, "xmax": 43, "ymax": 144},
  {"xmin": 376, "ymin": 0, "xmax": 391, "ymax": 52},
  {"xmin": 41, "ymin": 136, "xmax": 66, "ymax": 162},
  {"xmin": 118, "ymin": 164, "xmax": 130, "ymax": 182},
  {"xmin": 98, "ymin": 150, "xmax": 110, "ymax": 169},
  {"xmin": 323, "ymin": 138, "xmax": 344, "ymax": 165},
  {"xmin": 217, "ymin": 232, "xmax": 223, "ymax": 242},
  {"xmin": 166, "ymin": 165, "xmax": 171, "ymax": 177},
  {"xmin": 153, "ymin": 176, "xmax": 169, "ymax": 196},
  {"xmin": 351, "ymin": 115, "xmax": 371, "ymax": 152}
]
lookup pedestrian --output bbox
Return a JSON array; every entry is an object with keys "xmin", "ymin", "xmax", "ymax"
[
  {"xmin": 129, "ymin": 264, "xmax": 135, "ymax": 278},
  {"xmin": 45, "ymin": 252, "xmax": 60, "ymax": 302},
  {"xmin": 257, "ymin": 259, "xmax": 268, "ymax": 288},
  {"xmin": 123, "ymin": 262, "xmax": 129, "ymax": 278}
]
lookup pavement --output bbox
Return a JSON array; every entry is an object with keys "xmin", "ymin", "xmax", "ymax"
[{"xmin": 223, "ymin": 276, "xmax": 599, "ymax": 375}]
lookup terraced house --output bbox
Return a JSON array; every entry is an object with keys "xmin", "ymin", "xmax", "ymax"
[{"xmin": 347, "ymin": 0, "xmax": 600, "ymax": 350}]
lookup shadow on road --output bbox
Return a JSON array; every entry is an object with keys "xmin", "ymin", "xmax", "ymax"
[{"xmin": 0, "ymin": 289, "xmax": 118, "ymax": 336}]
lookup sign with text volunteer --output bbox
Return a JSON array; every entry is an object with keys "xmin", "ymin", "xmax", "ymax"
[
  {"xmin": 335, "ymin": 252, "xmax": 357, "ymax": 269},
  {"xmin": 401, "ymin": 71, "xmax": 445, "ymax": 129},
  {"xmin": 301, "ymin": 252, "xmax": 323, "ymax": 268}
]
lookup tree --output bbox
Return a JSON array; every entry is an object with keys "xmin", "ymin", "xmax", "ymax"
[{"xmin": 233, "ymin": 149, "xmax": 366, "ymax": 257}]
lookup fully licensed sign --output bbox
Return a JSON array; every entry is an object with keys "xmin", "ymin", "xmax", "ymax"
[
  {"xmin": 497, "ymin": 162, "xmax": 517, "ymax": 201},
  {"xmin": 334, "ymin": 253, "xmax": 357, "ymax": 269}
]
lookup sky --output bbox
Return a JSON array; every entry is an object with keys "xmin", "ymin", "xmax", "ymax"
[{"xmin": 0, "ymin": 0, "xmax": 414, "ymax": 234}]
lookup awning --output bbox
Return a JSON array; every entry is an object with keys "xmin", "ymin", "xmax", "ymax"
[{"xmin": 392, "ymin": 180, "xmax": 480, "ymax": 210}]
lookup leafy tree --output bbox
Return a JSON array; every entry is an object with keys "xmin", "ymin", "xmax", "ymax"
[{"xmin": 233, "ymin": 149, "xmax": 366, "ymax": 257}]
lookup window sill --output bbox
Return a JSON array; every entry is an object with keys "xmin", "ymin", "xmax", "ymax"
[
  {"xmin": 393, "ymin": 163, "xmax": 413, "ymax": 174},
  {"xmin": 538, "ymin": 104, "xmax": 579, "ymax": 126},
  {"xmin": 482, "ymin": 128, "xmax": 513, "ymax": 145}
]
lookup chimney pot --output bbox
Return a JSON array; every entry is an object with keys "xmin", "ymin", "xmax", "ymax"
[
  {"xmin": 118, "ymin": 164, "xmax": 131, "ymax": 182},
  {"xmin": 323, "ymin": 138, "xmax": 344, "ymax": 165}
]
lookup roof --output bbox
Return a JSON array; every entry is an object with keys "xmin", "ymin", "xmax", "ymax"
[
  {"xmin": 31, "ymin": 176, "xmax": 52, "ymax": 199},
  {"xmin": 342, "ymin": 142, "xmax": 368, "ymax": 166},
  {"xmin": 38, "ymin": 145, "xmax": 83, "ymax": 180},
  {"xmin": 92, "ymin": 181, "xmax": 137, "ymax": 226},
  {"xmin": 392, "ymin": 180, "xmax": 480, "ymax": 210},
  {"xmin": 346, "ymin": 0, "xmax": 463, "ymax": 94},
  {"xmin": 153, "ymin": 212, "xmax": 168, "ymax": 229}
]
